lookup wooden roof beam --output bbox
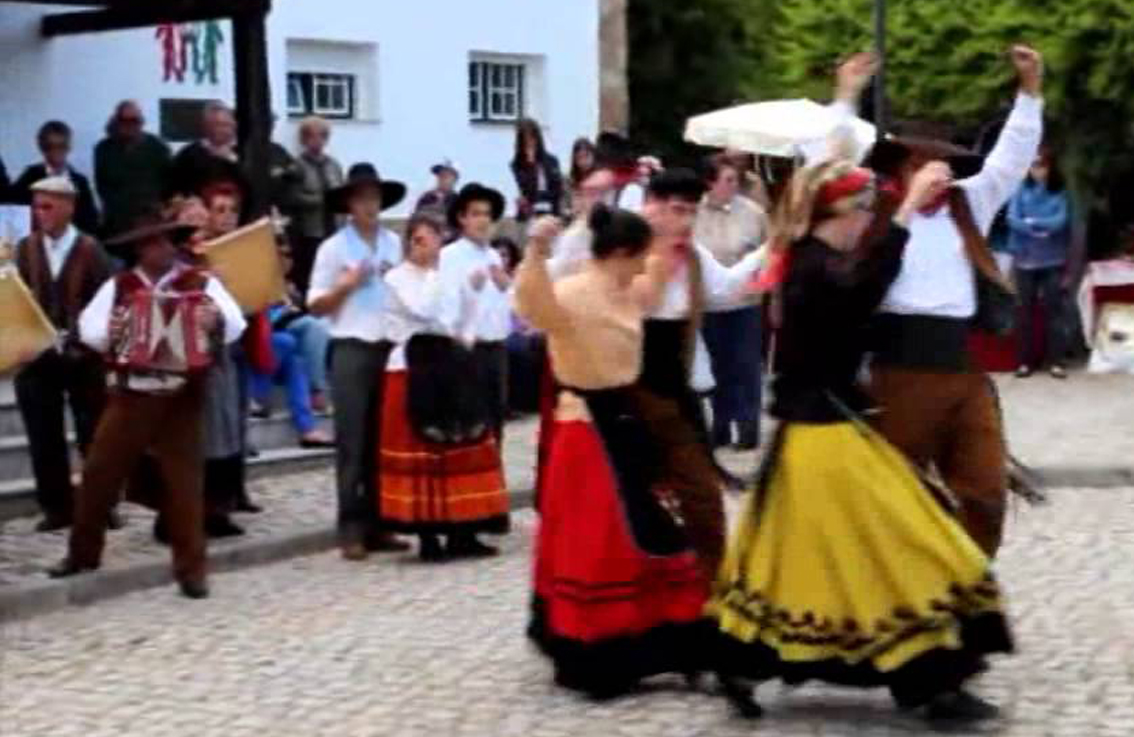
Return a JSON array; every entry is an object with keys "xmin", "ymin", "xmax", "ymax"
[{"xmin": 41, "ymin": 0, "xmax": 270, "ymax": 37}]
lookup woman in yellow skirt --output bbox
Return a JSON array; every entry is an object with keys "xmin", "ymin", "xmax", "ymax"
[{"xmin": 709, "ymin": 159, "xmax": 1014, "ymax": 725}]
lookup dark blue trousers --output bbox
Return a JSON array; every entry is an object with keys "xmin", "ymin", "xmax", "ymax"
[{"xmin": 702, "ymin": 305, "xmax": 763, "ymax": 444}]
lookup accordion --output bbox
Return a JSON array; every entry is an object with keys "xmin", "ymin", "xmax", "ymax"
[{"xmin": 109, "ymin": 289, "xmax": 215, "ymax": 375}]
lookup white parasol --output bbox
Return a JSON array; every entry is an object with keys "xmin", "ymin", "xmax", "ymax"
[{"xmin": 684, "ymin": 98, "xmax": 877, "ymax": 160}]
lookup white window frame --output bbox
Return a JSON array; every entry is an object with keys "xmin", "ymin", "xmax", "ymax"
[
  {"xmin": 286, "ymin": 71, "xmax": 356, "ymax": 120},
  {"xmin": 286, "ymin": 75, "xmax": 307, "ymax": 117},
  {"xmin": 468, "ymin": 59, "xmax": 526, "ymax": 123}
]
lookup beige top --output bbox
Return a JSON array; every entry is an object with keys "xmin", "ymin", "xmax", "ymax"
[
  {"xmin": 514, "ymin": 252, "xmax": 651, "ymax": 392},
  {"xmin": 694, "ymin": 194, "xmax": 768, "ymax": 268}
]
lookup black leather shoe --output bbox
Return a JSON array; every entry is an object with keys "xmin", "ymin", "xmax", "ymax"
[
  {"xmin": 735, "ymin": 423, "xmax": 760, "ymax": 451},
  {"xmin": 48, "ymin": 557, "xmax": 97, "ymax": 579},
  {"xmin": 36, "ymin": 516, "xmax": 72, "ymax": 533},
  {"xmin": 447, "ymin": 535, "xmax": 499, "ymax": 559},
  {"xmin": 205, "ymin": 516, "xmax": 245, "ymax": 538},
  {"xmin": 234, "ymin": 497, "xmax": 263, "ymax": 514},
  {"xmin": 178, "ymin": 579, "xmax": 210, "ymax": 600},
  {"xmin": 419, "ymin": 534, "xmax": 447, "ymax": 562},
  {"xmin": 925, "ymin": 690, "xmax": 1000, "ymax": 724}
]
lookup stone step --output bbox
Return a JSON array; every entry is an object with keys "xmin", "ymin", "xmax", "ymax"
[
  {"xmin": 0, "ymin": 411, "xmax": 331, "ymax": 489},
  {"xmin": 0, "ymin": 446, "xmax": 334, "ymax": 521}
]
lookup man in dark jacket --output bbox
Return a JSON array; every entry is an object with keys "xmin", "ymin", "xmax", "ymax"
[
  {"xmin": 94, "ymin": 101, "xmax": 172, "ymax": 239},
  {"xmin": 171, "ymin": 102, "xmax": 239, "ymax": 196},
  {"xmin": 11, "ymin": 121, "xmax": 100, "ymax": 235},
  {"xmin": 12, "ymin": 176, "xmax": 113, "ymax": 531}
]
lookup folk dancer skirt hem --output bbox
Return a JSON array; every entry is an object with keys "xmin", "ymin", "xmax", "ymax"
[
  {"xmin": 707, "ymin": 421, "xmax": 1014, "ymax": 707},
  {"xmin": 530, "ymin": 418, "xmax": 710, "ymax": 692},
  {"xmin": 376, "ymin": 371, "xmax": 510, "ymax": 535}
]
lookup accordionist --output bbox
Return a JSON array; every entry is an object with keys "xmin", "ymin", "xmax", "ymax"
[{"xmin": 49, "ymin": 212, "xmax": 245, "ymax": 600}]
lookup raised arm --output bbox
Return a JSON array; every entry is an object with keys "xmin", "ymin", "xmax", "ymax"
[
  {"xmin": 960, "ymin": 46, "xmax": 1045, "ymax": 231},
  {"xmin": 513, "ymin": 217, "xmax": 570, "ymax": 334},
  {"xmin": 806, "ymin": 52, "xmax": 879, "ymax": 166}
]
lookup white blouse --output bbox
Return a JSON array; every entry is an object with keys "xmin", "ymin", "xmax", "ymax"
[{"xmin": 384, "ymin": 261, "xmax": 475, "ymax": 371}]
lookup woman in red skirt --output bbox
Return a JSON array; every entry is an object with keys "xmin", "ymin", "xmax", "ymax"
[
  {"xmin": 515, "ymin": 205, "xmax": 721, "ymax": 699},
  {"xmin": 376, "ymin": 215, "xmax": 509, "ymax": 561}
]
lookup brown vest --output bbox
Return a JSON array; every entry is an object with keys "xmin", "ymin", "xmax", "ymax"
[{"xmin": 15, "ymin": 231, "xmax": 110, "ymax": 343}]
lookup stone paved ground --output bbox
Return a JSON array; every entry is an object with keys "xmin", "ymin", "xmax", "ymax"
[
  {"xmin": 0, "ymin": 415, "xmax": 762, "ymax": 592},
  {"xmin": 1, "ymin": 487, "xmax": 1132, "ymax": 737},
  {"xmin": 0, "ymin": 370, "xmax": 1129, "ymax": 594}
]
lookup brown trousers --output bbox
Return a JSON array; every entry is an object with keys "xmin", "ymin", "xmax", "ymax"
[
  {"xmin": 869, "ymin": 367, "xmax": 1007, "ymax": 557},
  {"xmin": 69, "ymin": 384, "xmax": 207, "ymax": 584},
  {"xmin": 625, "ymin": 386, "xmax": 726, "ymax": 581}
]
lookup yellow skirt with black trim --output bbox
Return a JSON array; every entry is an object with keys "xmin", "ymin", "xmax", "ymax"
[{"xmin": 707, "ymin": 421, "xmax": 1012, "ymax": 703}]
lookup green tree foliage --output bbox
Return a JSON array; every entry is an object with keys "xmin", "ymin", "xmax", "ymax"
[
  {"xmin": 769, "ymin": 0, "xmax": 1134, "ymax": 211},
  {"xmin": 627, "ymin": 0, "xmax": 773, "ymax": 164},
  {"xmin": 628, "ymin": 0, "xmax": 1134, "ymax": 213}
]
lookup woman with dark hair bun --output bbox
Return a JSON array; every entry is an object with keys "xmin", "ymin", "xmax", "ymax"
[{"xmin": 516, "ymin": 208, "xmax": 734, "ymax": 700}]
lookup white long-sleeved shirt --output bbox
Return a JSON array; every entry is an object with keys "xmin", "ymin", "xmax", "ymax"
[
  {"xmin": 881, "ymin": 94, "xmax": 1044, "ymax": 318},
  {"xmin": 438, "ymin": 237, "xmax": 512, "ymax": 343},
  {"xmin": 651, "ymin": 243, "xmax": 766, "ymax": 319},
  {"xmin": 384, "ymin": 261, "xmax": 477, "ymax": 371},
  {"xmin": 306, "ymin": 222, "xmax": 403, "ymax": 342}
]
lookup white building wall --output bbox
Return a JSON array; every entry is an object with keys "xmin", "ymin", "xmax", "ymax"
[{"xmin": 0, "ymin": 1, "xmax": 600, "ymax": 215}]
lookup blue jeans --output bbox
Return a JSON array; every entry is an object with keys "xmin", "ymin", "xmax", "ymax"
[
  {"xmin": 702, "ymin": 306, "xmax": 763, "ymax": 443},
  {"xmin": 249, "ymin": 332, "xmax": 317, "ymax": 435},
  {"xmin": 284, "ymin": 315, "xmax": 330, "ymax": 394}
]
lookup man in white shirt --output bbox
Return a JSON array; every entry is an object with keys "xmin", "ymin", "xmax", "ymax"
[
  {"xmin": 864, "ymin": 46, "xmax": 1046, "ymax": 557},
  {"xmin": 695, "ymin": 155, "xmax": 770, "ymax": 450},
  {"xmin": 12, "ymin": 177, "xmax": 113, "ymax": 532},
  {"xmin": 439, "ymin": 183, "xmax": 511, "ymax": 450},
  {"xmin": 631, "ymin": 168, "xmax": 765, "ymax": 579},
  {"xmin": 49, "ymin": 212, "xmax": 245, "ymax": 599},
  {"xmin": 308, "ymin": 163, "xmax": 410, "ymax": 561}
]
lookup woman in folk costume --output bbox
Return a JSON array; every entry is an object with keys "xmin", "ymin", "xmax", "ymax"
[
  {"xmin": 376, "ymin": 214, "xmax": 510, "ymax": 561},
  {"xmin": 708, "ymin": 158, "xmax": 1014, "ymax": 725},
  {"xmin": 517, "ymin": 206, "xmax": 733, "ymax": 700}
]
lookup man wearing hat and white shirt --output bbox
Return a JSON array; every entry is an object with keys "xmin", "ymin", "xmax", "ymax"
[
  {"xmin": 12, "ymin": 176, "xmax": 114, "ymax": 532},
  {"xmin": 308, "ymin": 163, "xmax": 411, "ymax": 561},
  {"xmin": 50, "ymin": 210, "xmax": 245, "ymax": 599}
]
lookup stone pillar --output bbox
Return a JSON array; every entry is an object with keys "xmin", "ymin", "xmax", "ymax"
[{"xmin": 599, "ymin": 0, "xmax": 629, "ymax": 133}]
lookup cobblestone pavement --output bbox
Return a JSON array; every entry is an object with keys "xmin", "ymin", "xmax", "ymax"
[
  {"xmin": 1, "ymin": 487, "xmax": 1132, "ymax": 737},
  {"xmin": 0, "ymin": 415, "xmax": 761, "ymax": 592}
]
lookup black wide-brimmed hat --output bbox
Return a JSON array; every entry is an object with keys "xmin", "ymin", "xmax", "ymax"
[
  {"xmin": 105, "ymin": 211, "xmax": 197, "ymax": 250},
  {"xmin": 866, "ymin": 120, "xmax": 985, "ymax": 180},
  {"xmin": 326, "ymin": 163, "xmax": 407, "ymax": 214},
  {"xmin": 447, "ymin": 182, "xmax": 505, "ymax": 228}
]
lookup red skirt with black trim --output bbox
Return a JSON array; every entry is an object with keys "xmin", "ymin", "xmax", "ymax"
[
  {"xmin": 376, "ymin": 371, "xmax": 510, "ymax": 534},
  {"xmin": 529, "ymin": 417, "xmax": 711, "ymax": 693}
]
